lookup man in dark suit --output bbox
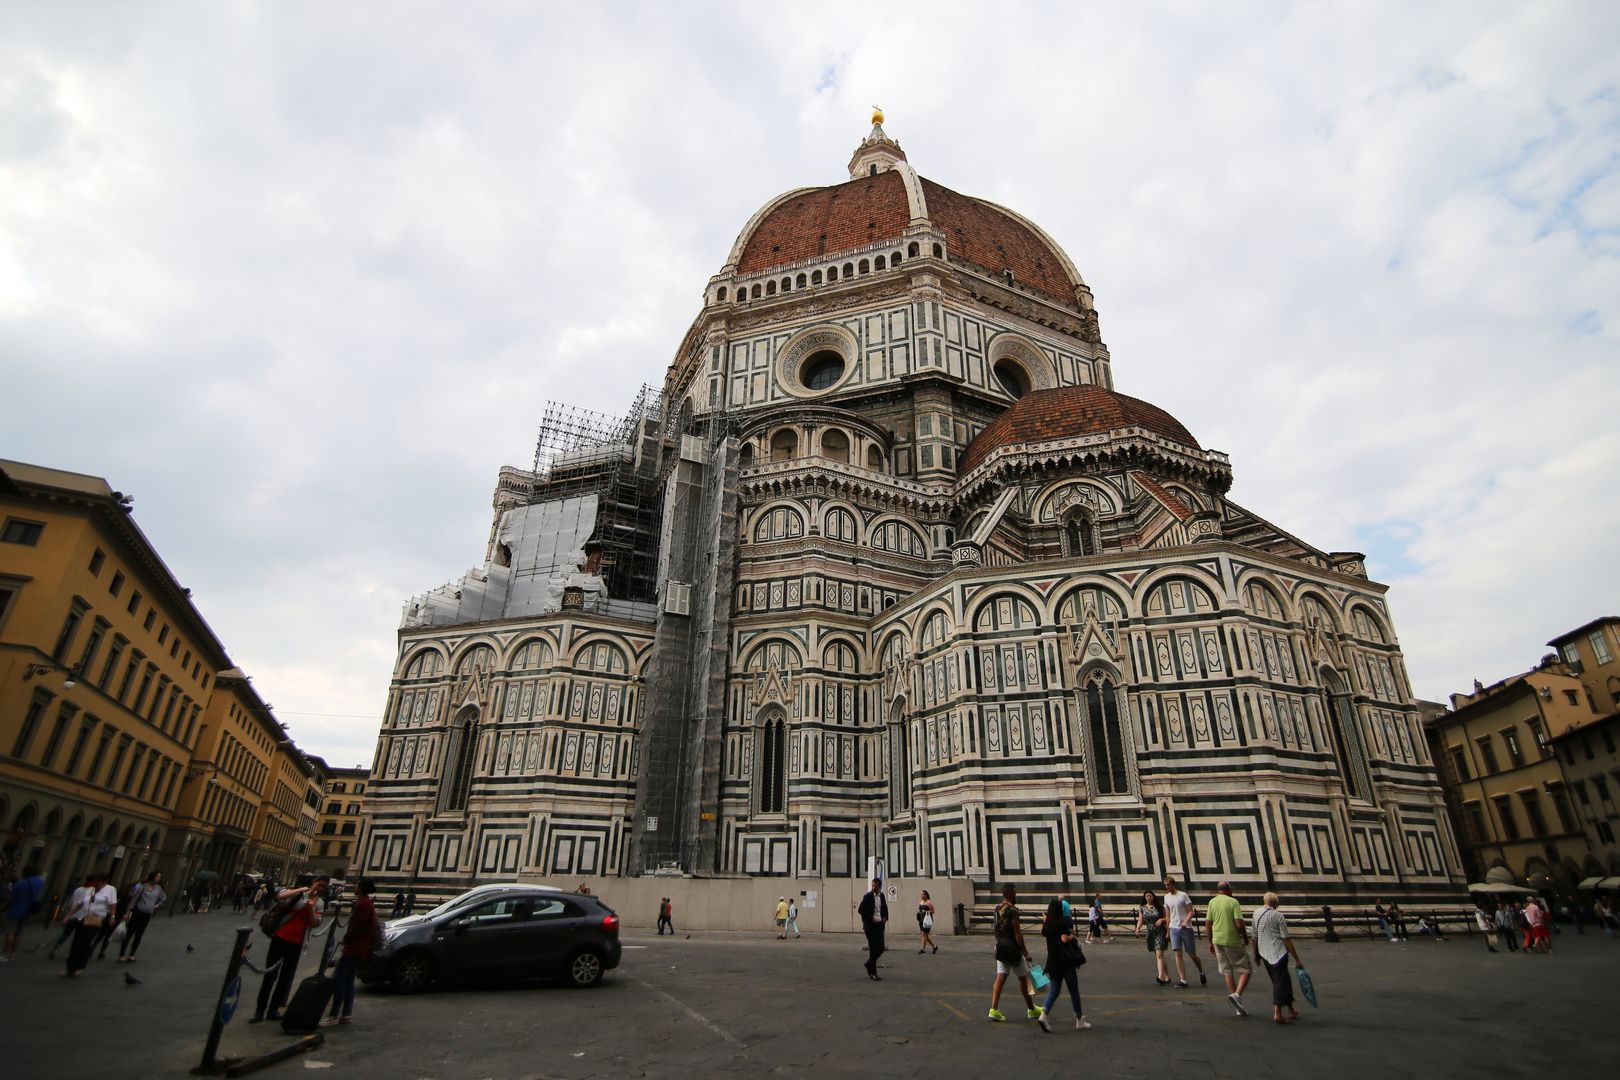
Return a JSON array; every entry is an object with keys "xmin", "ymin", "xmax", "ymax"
[{"xmin": 857, "ymin": 879, "xmax": 889, "ymax": 980}]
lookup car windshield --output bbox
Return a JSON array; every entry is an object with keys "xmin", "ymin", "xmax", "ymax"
[{"xmin": 420, "ymin": 885, "xmax": 516, "ymax": 920}]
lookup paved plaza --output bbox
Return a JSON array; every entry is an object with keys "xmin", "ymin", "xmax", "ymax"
[{"xmin": 3, "ymin": 911, "xmax": 1615, "ymax": 1078}]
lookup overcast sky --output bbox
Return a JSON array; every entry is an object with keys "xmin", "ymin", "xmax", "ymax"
[{"xmin": 3, "ymin": 2, "xmax": 1617, "ymax": 767}]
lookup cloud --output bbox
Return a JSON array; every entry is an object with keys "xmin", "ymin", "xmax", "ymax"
[{"xmin": 1, "ymin": 1, "xmax": 1617, "ymax": 766}]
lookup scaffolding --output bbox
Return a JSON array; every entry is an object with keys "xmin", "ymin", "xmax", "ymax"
[{"xmin": 527, "ymin": 385, "xmax": 668, "ymax": 604}]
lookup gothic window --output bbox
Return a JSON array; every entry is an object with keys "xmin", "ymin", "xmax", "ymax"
[
  {"xmin": 1242, "ymin": 581, "xmax": 1287, "ymax": 621},
  {"xmin": 1320, "ymin": 668, "xmax": 1373, "ymax": 801},
  {"xmin": 1082, "ymin": 671, "xmax": 1132, "ymax": 797},
  {"xmin": 1056, "ymin": 584, "xmax": 1126, "ymax": 626},
  {"xmin": 820, "ymin": 429, "xmax": 850, "ymax": 462},
  {"xmin": 1350, "ymin": 606, "xmax": 1388, "ymax": 644},
  {"xmin": 574, "ymin": 641, "xmax": 628, "ymax": 674},
  {"xmin": 456, "ymin": 645, "xmax": 495, "ymax": 675},
  {"xmin": 888, "ymin": 701, "xmax": 912, "ymax": 817},
  {"xmin": 438, "ymin": 708, "xmax": 480, "ymax": 814},
  {"xmin": 823, "ymin": 641, "xmax": 857, "ymax": 673},
  {"xmin": 870, "ymin": 519, "xmax": 926, "ymax": 557},
  {"xmin": 825, "ymin": 507, "xmax": 857, "ymax": 543},
  {"xmin": 510, "ymin": 639, "xmax": 552, "ymax": 671},
  {"xmin": 1062, "ymin": 512, "xmax": 1098, "ymax": 557},
  {"xmin": 757, "ymin": 711, "xmax": 786, "ymax": 814},
  {"xmin": 1145, "ymin": 578, "xmax": 1217, "ymax": 617},
  {"xmin": 769, "ymin": 429, "xmax": 798, "ymax": 462},
  {"xmin": 972, "ymin": 594, "xmax": 1040, "ymax": 632},
  {"xmin": 920, "ymin": 611, "xmax": 950, "ymax": 651}
]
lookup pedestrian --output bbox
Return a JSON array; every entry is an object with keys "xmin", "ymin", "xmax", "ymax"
[
  {"xmin": 91, "ymin": 880, "xmax": 128, "ymax": 960},
  {"xmin": 62, "ymin": 870, "xmax": 117, "ymax": 978},
  {"xmin": 2, "ymin": 863, "xmax": 45, "ymax": 962},
  {"xmin": 392, "ymin": 891, "xmax": 406, "ymax": 918},
  {"xmin": 2, "ymin": 863, "xmax": 45, "ymax": 963},
  {"xmin": 48, "ymin": 877, "xmax": 91, "ymax": 959},
  {"xmin": 987, "ymin": 884, "xmax": 1039, "ymax": 1022},
  {"xmin": 250, "ymin": 875, "xmax": 329, "ymax": 1024},
  {"xmin": 1253, "ymin": 892, "xmax": 1301, "ymax": 1026},
  {"xmin": 116, "ymin": 871, "xmax": 168, "ymax": 962},
  {"xmin": 1085, "ymin": 896, "xmax": 1112, "ymax": 944},
  {"xmin": 1205, "ymin": 880, "xmax": 1252, "ymax": 1017},
  {"xmin": 1387, "ymin": 900, "xmax": 1409, "ymax": 941},
  {"xmin": 1595, "ymin": 896, "xmax": 1616, "ymax": 938},
  {"xmin": 1374, "ymin": 900, "xmax": 1397, "ymax": 942},
  {"xmin": 404, "ymin": 890, "xmax": 417, "ymax": 915},
  {"xmin": 857, "ymin": 878, "xmax": 889, "ymax": 980},
  {"xmin": 1162, "ymin": 875, "xmax": 1207, "ymax": 988},
  {"xmin": 1494, "ymin": 901, "xmax": 1519, "ymax": 952},
  {"xmin": 1135, "ymin": 889, "xmax": 1171, "ymax": 986},
  {"xmin": 1035, "ymin": 898, "xmax": 1090, "ymax": 1032},
  {"xmin": 786, "ymin": 897, "xmax": 801, "ymax": 938},
  {"xmin": 917, "ymin": 889, "xmax": 938, "ymax": 954},
  {"xmin": 1523, "ymin": 898, "xmax": 1550, "ymax": 954},
  {"xmin": 657, "ymin": 897, "xmax": 673, "ymax": 935},
  {"xmin": 774, "ymin": 896, "xmax": 790, "ymax": 939},
  {"xmin": 1474, "ymin": 906, "xmax": 1498, "ymax": 952},
  {"xmin": 322, "ymin": 877, "xmax": 378, "ymax": 1027}
]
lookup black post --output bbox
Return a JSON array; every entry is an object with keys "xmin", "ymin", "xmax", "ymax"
[
  {"xmin": 1321, "ymin": 904, "xmax": 1339, "ymax": 943},
  {"xmin": 954, "ymin": 902, "xmax": 967, "ymax": 936},
  {"xmin": 194, "ymin": 926, "xmax": 253, "ymax": 1075}
]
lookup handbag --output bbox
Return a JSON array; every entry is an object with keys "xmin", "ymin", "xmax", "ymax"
[
  {"xmin": 1295, "ymin": 964, "xmax": 1319, "ymax": 1007},
  {"xmin": 1062, "ymin": 938, "xmax": 1087, "ymax": 966},
  {"xmin": 83, "ymin": 914, "xmax": 106, "ymax": 929},
  {"xmin": 113, "ymin": 921, "xmax": 128, "ymax": 942},
  {"xmin": 922, "ymin": 912, "xmax": 934, "ymax": 931},
  {"xmin": 1029, "ymin": 963, "xmax": 1050, "ymax": 991}
]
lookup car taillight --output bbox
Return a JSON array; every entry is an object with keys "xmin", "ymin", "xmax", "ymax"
[{"xmin": 602, "ymin": 914, "xmax": 619, "ymax": 932}]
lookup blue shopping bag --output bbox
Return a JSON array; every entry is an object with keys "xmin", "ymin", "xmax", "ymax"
[
  {"xmin": 1295, "ymin": 964, "xmax": 1319, "ymax": 1007},
  {"xmin": 1029, "ymin": 963, "xmax": 1050, "ymax": 991}
]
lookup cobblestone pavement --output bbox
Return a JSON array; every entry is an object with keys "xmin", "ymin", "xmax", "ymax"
[{"xmin": 3, "ymin": 909, "xmax": 1615, "ymax": 1078}]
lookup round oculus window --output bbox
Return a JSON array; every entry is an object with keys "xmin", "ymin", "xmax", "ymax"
[
  {"xmin": 993, "ymin": 359, "xmax": 1030, "ymax": 399},
  {"xmin": 801, "ymin": 350, "xmax": 846, "ymax": 391}
]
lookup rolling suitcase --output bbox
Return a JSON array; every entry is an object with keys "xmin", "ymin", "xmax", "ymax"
[{"xmin": 281, "ymin": 921, "xmax": 338, "ymax": 1034}]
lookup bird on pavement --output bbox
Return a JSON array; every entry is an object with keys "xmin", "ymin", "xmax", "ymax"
[
  {"xmin": 186, "ymin": 944, "xmax": 194, "ymax": 953},
  {"xmin": 124, "ymin": 972, "xmax": 141, "ymax": 986}
]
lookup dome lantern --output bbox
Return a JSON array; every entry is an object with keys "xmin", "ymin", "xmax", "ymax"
[{"xmin": 848, "ymin": 109, "xmax": 908, "ymax": 179}]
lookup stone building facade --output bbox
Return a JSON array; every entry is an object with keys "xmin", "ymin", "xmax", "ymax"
[{"xmin": 359, "ymin": 117, "xmax": 1465, "ymax": 906}]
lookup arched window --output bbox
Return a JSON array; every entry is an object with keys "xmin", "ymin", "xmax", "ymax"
[
  {"xmin": 1063, "ymin": 513, "xmax": 1097, "ymax": 557},
  {"xmin": 820, "ymin": 429, "xmax": 850, "ymax": 462},
  {"xmin": 796, "ymin": 273, "xmax": 807, "ymax": 288},
  {"xmin": 717, "ymin": 286, "xmax": 727, "ymax": 302},
  {"xmin": 858, "ymin": 258, "xmax": 871, "ymax": 274},
  {"xmin": 758, "ymin": 712, "xmax": 786, "ymax": 814},
  {"xmin": 825, "ymin": 507, "xmax": 857, "ymax": 543},
  {"xmin": 843, "ymin": 262, "xmax": 854, "ymax": 278},
  {"xmin": 994, "ymin": 359, "xmax": 1031, "ymax": 399},
  {"xmin": 751, "ymin": 284, "xmax": 762, "ymax": 299},
  {"xmin": 811, "ymin": 270, "xmax": 822, "ymax": 285},
  {"xmin": 828, "ymin": 265, "xmax": 838, "ymax": 281},
  {"xmin": 932, "ymin": 243, "xmax": 943, "ymax": 258},
  {"xmin": 866, "ymin": 445, "xmax": 884, "ymax": 472},
  {"xmin": 888, "ymin": 701, "xmax": 912, "ymax": 816},
  {"xmin": 875, "ymin": 254, "xmax": 886, "ymax": 270},
  {"xmin": 1083, "ymin": 671, "xmax": 1131, "ymax": 796},
  {"xmin": 907, "ymin": 242, "xmax": 919, "ymax": 257},
  {"xmin": 439, "ymin": 707, "xmax": 480, "ymax": 813},
  {"xmin": 1320, "ymin": 669, "xmax": 1373, "ymax": 800},
  {"xmin": 738, "ymin": 443, "xmax": 755, "ymax": 470},
  {"xmin": 891, "ymin": 249, "xmax": 903, "ymax": 264},
  {"xmin": 770, "ymin": 429, "xmax": 798, "ymax": 462},
  {"xmin": 766, "ymin": 280, "xmax": 777, "ymax": 296}
]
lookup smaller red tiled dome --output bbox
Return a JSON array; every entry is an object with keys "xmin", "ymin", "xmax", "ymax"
[{"xmin": 959, "ymin": 386, "xmax": 1200, "ymax": 473}]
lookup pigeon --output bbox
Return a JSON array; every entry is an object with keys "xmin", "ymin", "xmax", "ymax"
[
  {"xmin": 186, "ymin": 945, "xmax": 194, "ymax": 953},
  {"xmin": 124, "ymin": 972, "xmax": 141, "ymax": 986}
]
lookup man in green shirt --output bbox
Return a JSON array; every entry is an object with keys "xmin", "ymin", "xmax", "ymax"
[{"xmin": 1205, "ymin": 881, "xmax": 1251, "ymax": 1016}]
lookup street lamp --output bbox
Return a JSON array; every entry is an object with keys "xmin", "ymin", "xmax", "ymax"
[{"xmin": 23, "ymin": 660, "xmax": 83, "ymax": 689}]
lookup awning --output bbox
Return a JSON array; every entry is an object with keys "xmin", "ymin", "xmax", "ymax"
[
  {"xmin": 1466, "ymin": 882, "xmax": 1536, "ymax": 896},
  {"xmin": 1578, "ymin": 876, "xmax": 1605, "ymax": 890},
  {"xmin": 1599, "ymin": 877, "xmax": 1620, "ymax": 890}
]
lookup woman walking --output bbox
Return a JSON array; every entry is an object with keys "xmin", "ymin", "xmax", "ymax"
[
  {"xmin": 63, "ymin": 870, "xmax": 117, "ymax": 978},
  {"xmin": 1135, "ymin": 890, "xmax": 1171, "ymax": 985},
  {"xmin": 1254, "ymin": 892, "xmax": 1302, "ymax": 1025},
  {"xmin": 116, "ymin": 871, "xmax": 167, "ymax": 961},
  {"xmin": 323, "ymin": 878, "xmax": 378, "ymax": 1026},
  {"xmin": 917, "ymin": 890, "xmax": 938, "ymax": 954},
  {"xmin": 1035, "ymin": 899, "xmax": 1091, "ymax": 1032},
  {"xmin": 1085, "ymin": 896, "xmax": 1111, "ymax": 944}
]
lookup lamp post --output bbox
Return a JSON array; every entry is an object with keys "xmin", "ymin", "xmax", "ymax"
[{"xmin": 23, "ymin": 659, "xmax": 85, "ymax": 689}]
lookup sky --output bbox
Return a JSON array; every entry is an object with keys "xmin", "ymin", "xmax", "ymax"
[{"xmin": 2, "ymin": 2, "xmax": 1617, "ymax": 768}]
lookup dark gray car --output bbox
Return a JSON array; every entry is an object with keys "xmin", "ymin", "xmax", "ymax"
[{"xmin": 361, "ymin": 885, "xmax": 622, "ymax": 992}]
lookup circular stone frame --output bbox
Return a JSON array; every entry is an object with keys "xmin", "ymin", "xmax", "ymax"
[{"xmin": 775, "ymin": 324, "xmax": 860, "ymax": 399}]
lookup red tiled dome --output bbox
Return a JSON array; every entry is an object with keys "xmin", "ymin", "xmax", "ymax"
[
  {"xmin": 959, "ymin": 386, "xmax": 1201, "ymax": 473},
  {"xmin": 734, "ymin": 170, "xmax": 1081, "ymax": 306}
]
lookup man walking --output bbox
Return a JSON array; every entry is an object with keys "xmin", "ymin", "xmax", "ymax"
[
  {"xmin": 857, "ymin": 879, "xmax": 889, "ymax": 980},
  {"xmin": 405, "ymin": 890, "xmax": 417, "ymax": 916},
  {"xmin": 1162, "ymin": 875, "xmax": 1207, "ymax": 988},
  {"xmin": 1205, "ymin": 881, "xmax": 1251, "ymax": 1016},
  {"xmin": 1494, "ymin": 901, "xmax": 1519, "ymax": 952},
  {"xmin": 786, "ymin": 897, "xmax": 801, "ymax": 938},
  {"xmin": 657, "ymin": 897, "xmax": 673, "ymax": 935},
  {"xmin": 987, "ymin": 884, "xmax": 1040, "ymax": 1022},
  {"xmin": 2, "ymin": 863, "xmax": 45, "ymax": 962},
  {"xmin": 774, "ymin": 896, "xmax": 790, "ymax": 939}
]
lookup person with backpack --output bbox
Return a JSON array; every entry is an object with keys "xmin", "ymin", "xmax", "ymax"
[
  {"xmin": 2, "ymin": 864, "xmax": 46, "ymax": 962},
  {"xmin": 987, "ymin": 884, "xmax": 1040, "ymax": 1023},
  {"xmin": 116, "ymin": 871, "xmax": 168, "ymax": 962},
  {"xmin": 250, "ymin": 875, "xmax": 328, "ymax": 1024},
  {"xmin": 322, "ymin": 878, "xmax": 379, "ymax": 1027}
]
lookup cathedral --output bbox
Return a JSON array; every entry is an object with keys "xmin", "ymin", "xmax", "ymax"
[{"xmin": 358, "ymin": 115, "xmax": 1465, "ymax": 908}]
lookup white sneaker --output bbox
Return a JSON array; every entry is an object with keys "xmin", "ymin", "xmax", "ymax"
[
  {"xmin": 1229, "ymin": 993, "xmax": 1247, "ymax": 1016},
  {"xmin": 1036, "ymin": 1009, "xmax": 1052, "ymax": 1033},
  {"xmin": 1075, "ymin": 1017, "xmax": 1092, "ymax": 1030}
]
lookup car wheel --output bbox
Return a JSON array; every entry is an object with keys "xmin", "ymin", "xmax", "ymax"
[
  {"xmin": 566, "ymin": 949, "xmax": 604, "ymax": 988},
  {"xmin": 389, "ymin": 951, "xmax": 436, "ymax": 994}
]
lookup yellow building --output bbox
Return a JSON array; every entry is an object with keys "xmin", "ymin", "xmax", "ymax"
[
  {"xmin": 1549, "ymin": 617, "xmax": 1620, "ymax": 715},
  {"xmin": 1, "ymin": 460, "xmax": 228, "ymax": 904},
  {"xmin": 162, "ymin": 668, "xmax": 284, "ymax": 888},
  {"xmin": 307, "ymin": 764, "xmax": 369, "ymax": 879},
  {"xmin": 1426, "ymin": 662, "xmax": 1599, "ymax": 893},
  {"xmin": 247, "ymin": 741, "xmax": 318, "ymax": 880}
]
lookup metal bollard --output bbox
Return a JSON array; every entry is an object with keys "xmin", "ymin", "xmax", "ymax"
[
  {"xmin": 954, "ymin": 902, "xmax": 967, "ymax": 936},
  {"xmin": 1321, "ymin": 904, "xmax": 1338, "ymax": 943},
  {"xmin": 193, "ymin": 926, "xmax": 253, "ymax": 1075}
]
